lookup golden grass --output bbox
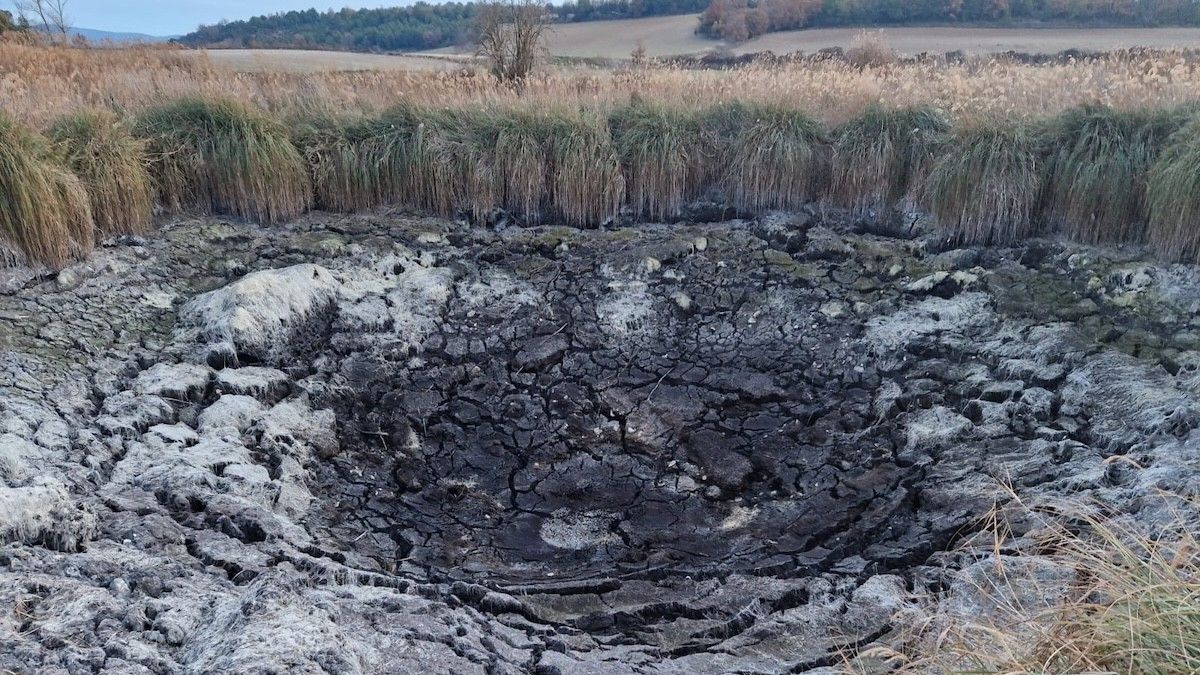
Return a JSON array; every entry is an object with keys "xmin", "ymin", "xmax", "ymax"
[{"xmin": 5, "ymin": 43, "xmax": 1200, "ymax": 261}]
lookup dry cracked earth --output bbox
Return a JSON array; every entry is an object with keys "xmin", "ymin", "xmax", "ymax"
[{"xmin": 1, "ymin": 209, "xmax": 1199, "ymax": 673}]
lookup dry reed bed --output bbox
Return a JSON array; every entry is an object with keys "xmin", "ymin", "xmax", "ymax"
[
  {"xmin": 5, "ymin": 42, "xmax": 1200, "ymax": 125},
  {"xmin": 4, "ymin": 43, "xmax": 1200, "ymax": 268}
]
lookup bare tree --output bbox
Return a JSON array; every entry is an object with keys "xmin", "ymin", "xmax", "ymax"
[
  {"xmin": 15, "ymin": 0, "xmax": 70, "ymax": 42},
  {"xmin": 474, "ymin": 0, "xmax": 549, "ymax": 87}
]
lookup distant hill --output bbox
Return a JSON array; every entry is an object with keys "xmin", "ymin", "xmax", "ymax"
[
  {"xmin": 176, "ymin": 0, "xmax": 708, "ymax": 52},
  {"xmin": 71, "ymin": 26, "xmax": 172, "ymax": 43},
  {"xmin": 28, "ymin": 24, "xmax": 171, "ymax": 43}
]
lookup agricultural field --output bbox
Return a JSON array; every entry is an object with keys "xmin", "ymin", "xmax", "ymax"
[
  {"xmin": 428, "ymin": 13, "xmax": 1200, "ymax": 58},
  {"xmin": 2, "ymin": 25, "xmax": 1200, "ymax": 675},
  {"xmin": 202, "ymin": 48, "xmax": 465, "ymax": 73}
]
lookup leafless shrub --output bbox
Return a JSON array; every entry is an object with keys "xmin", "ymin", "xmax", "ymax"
[
  {"xmin": 846, "ymin": 30, "xmax": 896, "ymax": 69},
  {"xmin": 474, "ymin": 0, "xmax": 548, "ymax": 88}
]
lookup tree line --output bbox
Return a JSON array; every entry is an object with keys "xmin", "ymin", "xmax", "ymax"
[
  {"xmin": 699, "ymin": 0, "xmax": 1200, "ymax": 42},
  {"xmin": 177, "ymin": 0, "xmax": 709, "ymax": 52}
]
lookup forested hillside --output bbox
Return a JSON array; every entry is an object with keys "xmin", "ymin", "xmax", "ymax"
[
  {"xmin": 178, "ymin": 0, "xmax": 708, "ymax": 52},
  {"xmin": 699, "ymin": 0, "xmax": 1200, "ymax": 41}
]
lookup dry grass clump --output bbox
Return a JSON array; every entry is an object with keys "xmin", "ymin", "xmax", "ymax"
[
  {"xmin": 136, "ymin": 97, "xmax": 311, "ymax": 224},
  {"xmin": 1042, "ymin": 103, "xmax": 1191, "ymax": 245},
  {"xmin": 922, "ymin": 121, "xmax": 1043, "ymax": 245},
  {"xmin": 881, "ymin": 499, "xmax": 1200, "ymax": 674},
  {"xmin": 610, "ymin": 99, "xmax": 705, "ymax": 221},
  {"xmin": 1148, "ymin": 119, "xmax": 1200, "ymax": 263},
  {"xmin": 0, "ymin": 112, "xmax": 93, "ymax": 269},
  {"xmin": 48, "ymin": 109, "xmax": 153, "ymax": 237},
  {"xmin": 710, "ymin": 102, "xmax": 827, "ymax": 213},
  {"xmin": 829, "ymin": 104, "xmax": 948, "ymax": 217}
]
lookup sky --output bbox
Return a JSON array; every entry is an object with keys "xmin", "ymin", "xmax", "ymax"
[{"xmin": 2, "ymin": 0, "xmax": 405, "ymax": 36}]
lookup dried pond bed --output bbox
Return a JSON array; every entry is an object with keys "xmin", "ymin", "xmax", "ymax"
[{"xmin": 1, "ymin": 211, "xmax": 1198, "ymax": 673}]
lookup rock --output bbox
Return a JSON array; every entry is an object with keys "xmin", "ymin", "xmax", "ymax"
[
  {"xmin": 147, "ymin": 423, "xmax": 199, "ymax": 446},
  {"xmin": 802, "ymin": 226, "xmax": 852, "ymax": 260},
  {"xmin": 256, "ymin": 400, "xmax": 339, "ymax": 460},
  {"xmin": 197, "ymin": 395, "xmax": 266, "ymax": 434},
  {"xmin": 905, "ymin": 270, "xmax": 978, "ymax": 296},
  {"xmin": 182, "ymin": 264, "xmax": 340, "ymax": 364},
  {"xmin": 942, "ymin": 555, "xmax": 1074, "ymax": 625},
  {"xmin": 0, "ymin": 433, "xmax": 42, "ymax": 480},
  {"xmin": 214, "ymin": 367, "xmax": 290, "ymax": 403},
  {"xmin": 0, "ymin": 478, "xmax": 97, "ymax": 551},
  {"xmin": 97, "ymin": 392, "xmax": 175, "ymax": 437},
  {"xmin": 906, "ymin": 406, "xmax": 974, "ymax": 453},
  {"xmin": 512, "ymin": 335, "xmax": 570, "ymax": 371},
  {"xmin": 133, "ymin": 363, "xmax": 212, "ymax": 402}
]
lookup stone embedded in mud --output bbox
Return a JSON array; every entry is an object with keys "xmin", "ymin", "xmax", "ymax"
[
  {"xmin": 0, "ymin": 433, "xmax": 41, "ymax": 480},
  {"xmin": 96, "ymin": 391, "xmax": 175, "ymax": 437},
  {"xmin": 182, "ymin": 263, "xmax": 340, "ymax": 365}
]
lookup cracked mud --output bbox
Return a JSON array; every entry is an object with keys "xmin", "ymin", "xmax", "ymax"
[{"xmin": 2, "ymin": 211, "xmax": 1199, "ymax": 673}]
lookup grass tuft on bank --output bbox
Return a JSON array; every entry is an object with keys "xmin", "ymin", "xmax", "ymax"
[
  {"xmin": 611, "ymin": 99, "xmax": 704, "ymax": 221},
  {"xmin": 0, "ymin": 113, "xmax": 93, "ymax": 269},
  {"xmin": 922, "ymin": 120, "xmax": 1042, "ymax": 245},
  {"xmin": 1148, "ymin": 119, "xmax": 1200, "ymax": 264},
  {"xmin": 829, "ymin": 104, "xmax": 948, "ymax": 217},
  {"xmin": 1041, "ymin": 103, "xmax": 1188, "ymax": 245},
  {"xmin": 711, "ymin": 102, "xmax": 828, "ymax": 214},
  {"xmin": 49, "ymin": 109, "xmax": 153, "ymax": 238},
  {"xmin": 137, "ymin": 97, "xmax": 311, "ymax": 224}
]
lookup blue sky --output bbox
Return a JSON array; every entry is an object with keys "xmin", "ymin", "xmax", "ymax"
[{"xmin": 3, "ymin": 1, "xmax": 405, "ymax": 36}]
